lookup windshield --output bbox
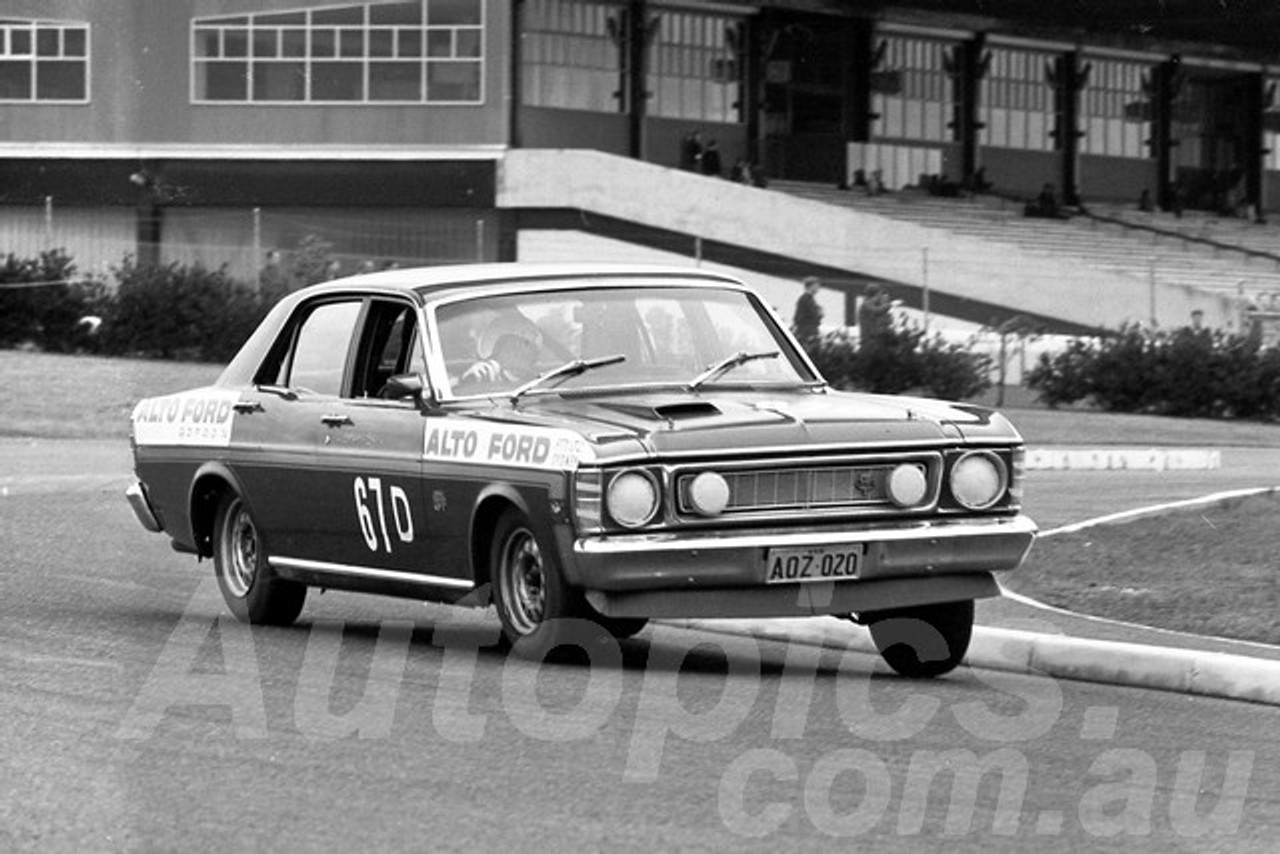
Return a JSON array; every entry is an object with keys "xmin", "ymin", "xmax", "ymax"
[{"xmin": 431, "ymin": 285, "xmax": 814, "ymax": 398}]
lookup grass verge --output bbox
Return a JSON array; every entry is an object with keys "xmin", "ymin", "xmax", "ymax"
[
  {"xmin": 1006, "ymin": 491, "xmax": 1280, "ymax": 646},
  {"xmin": 1, "ymin": 350, "xmax": 222, "ymax": 440}
]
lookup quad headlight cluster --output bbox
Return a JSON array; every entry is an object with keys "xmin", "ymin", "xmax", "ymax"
[{"xmin": 574, "ymin": 450, "xmax": 1013, "ymax": 534}]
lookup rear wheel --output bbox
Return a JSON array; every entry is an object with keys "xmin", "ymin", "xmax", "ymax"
[
  {"xmin": 865, "ymin": 600, "xmax": 974, "ymax": 678},
  {"xmin": 212, "ymin": 493, "xmax": 306, "ymax": 626},
  {"xmin": 490, "ymin": 508, "xmax": 603, "ymax": 658}
]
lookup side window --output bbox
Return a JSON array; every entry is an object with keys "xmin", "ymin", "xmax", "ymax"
[
  {"xmin": 350, "ymin": 301, "xmax": 425, "ymax": 399},
  {"xmin": 288, "ymin": 301, "xmax": 363, "ymax": 396}
]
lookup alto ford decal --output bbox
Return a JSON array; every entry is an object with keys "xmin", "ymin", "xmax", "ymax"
[
  {"xmin": 423, "ymin": 420, "xmax": 595, "ymax": 470},
  {"xmin": 131, "ymin": 389, "xmax": 241, "ymax": 447}
]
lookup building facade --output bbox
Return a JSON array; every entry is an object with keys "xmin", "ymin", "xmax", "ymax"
[{"xmin": 3, "ymin": 0, "xmax": 1279, "ymax": 278}]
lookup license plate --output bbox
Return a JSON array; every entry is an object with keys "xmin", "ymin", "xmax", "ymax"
[{"xmin": 765, "ymin": 544, "xmax": 865, "ymax": 584}]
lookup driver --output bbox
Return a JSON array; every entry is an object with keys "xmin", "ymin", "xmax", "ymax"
[{"xmin": 459, "ymin": 313, "xmax": 542, "ymax": 388}]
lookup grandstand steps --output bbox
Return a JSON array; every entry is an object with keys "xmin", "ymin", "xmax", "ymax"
[
  {"xmin": 499, "ymin": 150, "xmax": 1244, "ymax": 334},
  {"xmin": 772, "ymin": 179, "xmax": 1280, "ymax": 302}
]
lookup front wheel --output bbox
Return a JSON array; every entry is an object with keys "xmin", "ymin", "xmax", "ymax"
[
  {"xmin": 212, "ymin": 493, "xmax": 306, "ymax": 626},
  {"xmin": 490, "ymin": 508, "xmax": 603, "ymax": 658},
  {"xmin": 865, "ymin": 600, "xmax": 974, "ymax": 678}
]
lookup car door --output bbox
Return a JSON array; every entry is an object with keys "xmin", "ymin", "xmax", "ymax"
[
  {"xmin": 302, "ymin": 298, "xmax": 441, "ymax": 582},
  {"xmin": 228, "ymin": 296, "xmax": 367, "ymax": 564}
]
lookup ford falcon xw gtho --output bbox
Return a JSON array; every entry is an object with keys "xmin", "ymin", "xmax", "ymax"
[{"xmin": 127, "ymin": 264, "xmax": 1036, "ymax": 676}]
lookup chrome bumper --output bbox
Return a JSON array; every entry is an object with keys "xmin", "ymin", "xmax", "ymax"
[
  {"xmin": 568, "ymin": 514, "xmax": 1037, "ymax": 594},
  {"xmin": 125, "ymin": 480, "xmax": 163, "ymax": 533}
]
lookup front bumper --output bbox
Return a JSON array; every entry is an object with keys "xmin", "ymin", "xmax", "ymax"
[{"xmin": 568, "ymin": 514, "xmax": 1037, "ymax": 619}]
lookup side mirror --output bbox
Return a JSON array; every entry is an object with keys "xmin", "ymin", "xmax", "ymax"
[{"xmin": 383, "ymin": 373, "xmax": 427, "ymax": 403}]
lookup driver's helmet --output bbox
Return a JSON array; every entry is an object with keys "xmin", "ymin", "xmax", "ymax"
[{"xmin": 477, "ymin": 311, "xmax": 542, "ymax": 360}]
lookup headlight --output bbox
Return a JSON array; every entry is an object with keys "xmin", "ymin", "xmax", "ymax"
[
  {"xmin": 949, "ymin": 451, "xmax": 1007, "ymax": 510},
  {"xmin": 886, "ymin": 463, "xmax": 928, "ymax": 507},
  {"xmin": 685, "ymin": 471, "xmax": 730, "ymax": 516},
  {"xmin": 606, "ymin": 469, "xmax": 660, "ymax": 528}
]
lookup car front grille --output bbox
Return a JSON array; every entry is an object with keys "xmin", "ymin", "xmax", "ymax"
[{"xmin": 675, "ymin": 454, "xmax": 941, "ymax": 519}]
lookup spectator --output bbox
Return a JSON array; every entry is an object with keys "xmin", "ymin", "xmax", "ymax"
[
  {"xmin": 970, "ymin": 166, "xmax": 992, "ymax": 193},
  {"xmin": 1025, "ymin": 183, "xmax": 1065, "ymax": 219},
  {"xmin": 258, "ymin": 249, "xmax": 290, "ymax": 301},
  {"xmin": 1138, "ymin": 188, "xmax": 1154, "ymax": 212},
  {"xmin": 792, "ymin": 276, "xmax": 823, "ymax": 347},
  {"xmin": 868, "ymin": 168, "xmax": 886, "ymax": 196},
  {"xmin": 701, "ymin": 139, "xmax": 722, "ymax": 178},
  {"xmin": 681, "ymin": 130, "xmax": 704, "ymax": 172},
  {"xmin": 857, "ymin": 285, "xmax": 894, "ymax": 349}
]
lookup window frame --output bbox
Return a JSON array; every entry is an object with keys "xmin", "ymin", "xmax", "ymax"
[
  {"xmin": 0, "ymin": 18, "xmax": 91, "ymax": 104},
  {"xmin": 190, "ymin": 0, "xmax": 484, "ymax": 106},
  {"xmin": 257, "ymin": 296, "xmax": 367, "ymax": 398}
]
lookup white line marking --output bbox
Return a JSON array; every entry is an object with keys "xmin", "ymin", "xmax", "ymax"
[
  {"xmin": 998, "ymin": 584, "xmax": 1280, "ymax": 653},
  {"xmin": 1039, "ymin": 486, "xmax": 1278, "ymax": 537}
]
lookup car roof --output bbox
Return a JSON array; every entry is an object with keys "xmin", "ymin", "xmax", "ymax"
[
  {"xmin": 217, "ymin": 263, "xmax": 758, "ymax": 389},
  {"xmin": 298, "ymin": 262, "xmax": 748, "ymax": 301}
]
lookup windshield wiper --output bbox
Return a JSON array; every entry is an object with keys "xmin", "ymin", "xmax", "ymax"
[
  {"xmin": 687, "ymin": 350, "xmax": 780, "ymax": 391},
  {"xmin": 510, "ymin": 354, "xmax": 626, "ymax": 402}
]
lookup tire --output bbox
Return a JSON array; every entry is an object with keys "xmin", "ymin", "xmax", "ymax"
[
  {"xmin": 865, "ymin": 599, "xmax": 974, "ymax": 678},
  {"xmin": 212, "ymin": 493, "xmax": 306, "ymax": 626},
  {"xmin": 490, "ymin": 508, "xmax": 602, "ymax": 658}
]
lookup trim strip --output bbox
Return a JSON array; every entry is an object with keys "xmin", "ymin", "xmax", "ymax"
[
  {"xmin": 575, "ymin": 514, "xmax": 1038, "ymax": 555},
  {"xmin": 269, "ymin": 557, "xmax": 475, "ymax": 590},
  {"xmin": 0, "ymin": 142, "xmax": 506, "ymax": 161}
]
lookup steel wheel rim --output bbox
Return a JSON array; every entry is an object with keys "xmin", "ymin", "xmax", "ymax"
[
  {"xmin": 222, "ymin": 500, "xmax": 259, "ymax": 598},
  {"xmin": 499, "ymin": 527, "xmax": 546, "ymax": 636}
]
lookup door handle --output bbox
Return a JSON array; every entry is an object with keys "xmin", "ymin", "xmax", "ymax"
[
  {"xmin": 233, "ymin": 400, "xmax": 263, "ymax": 414},
  {"xmin": 321, "ymin": 414, "xmax": 352, "ymax": 426}
]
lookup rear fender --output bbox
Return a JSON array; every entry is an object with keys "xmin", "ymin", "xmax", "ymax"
[{"xmin": 187, "ymin": 462, "xmax": 253, "ymax": 558}]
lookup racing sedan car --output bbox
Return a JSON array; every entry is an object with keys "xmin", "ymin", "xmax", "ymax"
[{"xmin": 127, "ymin": 263, "xmax": 1036, "ymax": 676}]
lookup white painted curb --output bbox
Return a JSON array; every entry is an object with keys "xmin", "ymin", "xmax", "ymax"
[
  {"xmin": 670, "ymin": 616, "xmax": 1280, "ymax": 707},
  {"xmin": 1025, "ymin": 447, "xmax": 1220, "ymax": 471}
]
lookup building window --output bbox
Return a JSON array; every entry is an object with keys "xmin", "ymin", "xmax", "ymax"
[
  {"xmin": 873, "ymin": 35, "xmax": 954, "ymax": 143},
  {"xmin": 521, "ymin": 0, "xmax": 624, "ymax": 113},
  {"xmin": 0, "ymin": 18, "xmax": 90, "ymax": 102},
  {"xmin": 1080, "ymin": 57, "xmax": 1151, "ymax": 159},
  {"xmin": 648, "ymin": 11, "xmax": 743, "ymax": 124},
  {"xmin": 192, "ymin": 0, "xmax": 483, "ymax": 104},
  {"xmin": 979, "ymin": 46, "xmax": 1056, "ymax": 152}
]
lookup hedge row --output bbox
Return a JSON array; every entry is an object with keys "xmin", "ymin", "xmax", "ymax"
[
  {"xmin": 0, "ymin": 253, "xmax": 267, "ymax": 363},
  {"xmin": 1026, "ymin": 324, "xmax": 1280, "ymax": 419},
  {"xmin": 0, "ymin": 240, "xmax": 342, "ymax": 363},
  {"xmin": 803, "ymin": 303, "xmax": 992, "ymax": 401}
]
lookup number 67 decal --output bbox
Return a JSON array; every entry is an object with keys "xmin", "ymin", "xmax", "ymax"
[{"xmin": 353, "ymin": 476, "xmax": 414, "ymax": 553}]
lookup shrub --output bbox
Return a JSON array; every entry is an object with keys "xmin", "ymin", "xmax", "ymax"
[
  {"xmin": 98, "ymin": 258, "xmax": 267, "ymax": 362},
  {"xmin": 805, "ymin": 319, "xmax": 991, "ymax": 401},
  {"xmin": 916, "ymin": 333, "xmax": 993, "ymax": 400},
  {"xmin": 0, "ymin": 249, "xmax": 103, "ymax": 352},
  {"xmin": 1023, "ymin": 338, "xmax": 1095, "ymax": 408},
  {"xmin": 1027, "ymin": 324, "xmax": 1280, "ymax": 420}
]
